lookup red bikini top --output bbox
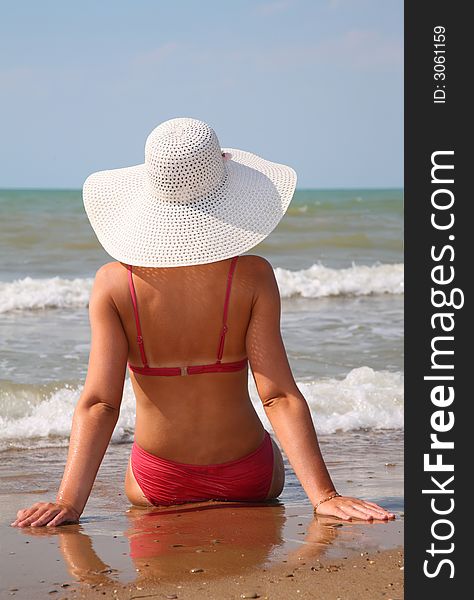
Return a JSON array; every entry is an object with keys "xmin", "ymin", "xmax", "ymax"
[{"xmin": 126, "ymin": 255, "xmax": 248, "ymax": 376}]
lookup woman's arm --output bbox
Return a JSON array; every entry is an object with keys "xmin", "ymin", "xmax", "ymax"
[
  {"xmin": 245, "ymin": 257, "xmax": 394, "ymax": 521},
  {"xmin": 11, "ymin": 263, "xmax": 129, "ymax": 527}
]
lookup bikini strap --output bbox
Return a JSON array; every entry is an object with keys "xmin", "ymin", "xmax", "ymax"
[
  {"xmin": 126, "ymin": 265, "xmax": 149, "ymax": 368},
  {"xmin": 216, "ymin": 256, "xmax": 239, "ymax": 362}
]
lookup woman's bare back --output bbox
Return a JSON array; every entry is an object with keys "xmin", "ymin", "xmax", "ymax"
[{"xmin": 108, "ymin": 255, "xmax": 267, "ymax": 464}]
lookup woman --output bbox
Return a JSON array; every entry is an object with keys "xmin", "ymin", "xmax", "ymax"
[{"xmin": 11, "ymin": 118, "xmax": 394, "ymax": 528}]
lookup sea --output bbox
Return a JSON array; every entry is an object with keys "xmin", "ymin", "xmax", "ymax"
[{"xmin": 0, "ymin": 188, "xmax": 404, "ymax": 522}]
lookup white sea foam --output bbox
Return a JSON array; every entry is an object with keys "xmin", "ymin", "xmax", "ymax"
[
  {"xmin": 275, "ymin": 263, "xmax": 404, "ymax": 298},
  {"xmin": 0, "ymin": 367, "xmax": 403, "ymax": 451},
  {"xmin": 0, "ymin": 263, "xmax": 404, "ymax": 313},
  {"xmin": 0, "ymin": 276, "xmax": 93, "ymax": 313}
]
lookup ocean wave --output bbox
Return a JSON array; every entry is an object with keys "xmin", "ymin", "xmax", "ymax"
[
  {"xmin": 0, "ymin": 263, "xmax": 404, "ymax": 313},
  {"xmin": 275, "ymin": 263, "xmax": 404, "ymax": 298},
  {"xmin": 0, "ymin": 367, "xmax": 403, "ymax": 451},
  {"xmin": 0, "ymin": 275, "xmax": 93, "ymax": 313},
  {"xmin": 294, "ymin": 367, "xmax": 403, "ymax": 434}
]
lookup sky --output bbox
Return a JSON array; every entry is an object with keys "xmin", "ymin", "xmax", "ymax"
[{"xmin": 0, "ymin": 0, "xmax": 403, "ymax": 189}]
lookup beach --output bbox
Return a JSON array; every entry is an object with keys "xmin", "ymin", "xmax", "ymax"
[
  {"xmin": 3, "ymin": 503, "xmax": 403, "ymax": 600},
  {"xmin": 2, "ymin": 430, "xmax": 403, "ymax": 598},
  {"xmin": 0, "ymin": 188, "xmax": 404, "ymax": 598}
]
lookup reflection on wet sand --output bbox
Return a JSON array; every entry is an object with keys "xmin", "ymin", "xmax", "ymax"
[{"xmin": 13, "ymin": 500, "xmax": 401, "ymax": 595}]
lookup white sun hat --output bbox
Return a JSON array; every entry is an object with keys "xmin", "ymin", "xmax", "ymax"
[{"xmin": 82, "ymin": 117, "xmax": 297, "ymax": 267}]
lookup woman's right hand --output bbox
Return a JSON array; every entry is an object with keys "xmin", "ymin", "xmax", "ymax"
[
  {"xmin": 314, "ymin": 495, "xmax": 395, "ymax": 521},
  {"xmin": 10, "ymin": 501, "xmax": 81, "ymax": 528}
]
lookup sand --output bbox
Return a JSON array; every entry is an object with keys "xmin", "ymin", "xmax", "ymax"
[
  {"xmin": 2, "ymin": 500, "xmax": 403, "ymax": 600},
  {"xmin": 59, "ymin": 549, "xmax": 404, "ymax": 600}
]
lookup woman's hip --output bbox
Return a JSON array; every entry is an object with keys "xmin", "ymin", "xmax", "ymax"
[{"xmin": 128, "ymin": 430, "xmax": 276, "ymax": 507}]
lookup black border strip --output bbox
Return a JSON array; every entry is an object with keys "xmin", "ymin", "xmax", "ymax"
[{"xmin": 405, "ymin": 3, "xmax": 468, "ymax": 595}]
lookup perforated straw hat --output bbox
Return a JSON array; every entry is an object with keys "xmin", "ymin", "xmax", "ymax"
[{"xmin": 83, "ymin": 117, "xmax": 297, "ymax": 267}]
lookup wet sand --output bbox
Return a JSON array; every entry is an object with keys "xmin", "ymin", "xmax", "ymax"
[
  {"xmin": 2, "ymin": 500, "xmax": 403, "ymax": 600},
  {"xmin": 61, "ymin": 550, "xmax": 404, "ymax": 600},
  {"xmin": 1, "ymin": 431, "xmax": 403, "ymax": 598}
]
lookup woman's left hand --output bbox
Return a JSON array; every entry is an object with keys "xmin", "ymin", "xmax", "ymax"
[
  {"xmin": 10, "ymin": 501, "xmax": 81, "ymax": 528},
  {"xmin": 314, "ymin": 495, "xmax": 395, "ymax": 521}
]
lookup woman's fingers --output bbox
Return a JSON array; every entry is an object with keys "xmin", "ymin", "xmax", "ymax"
[
  {"xmin": 13, "ymin": 507, "xmax": 42, "ymax": 525},
  {"xmin": 13, "ymin": 508, "xmax": 43, "ymax": 527},
  {"xmin": 13, "ymin": 505, "xmax": 39, "ymax": 524},
  {"xmin": 331, "ymin": 507, "xmax": 352, "ymax": 521},
  {"xmin": 360, "ymin": 501, "xmax": 395, "ymax": 519},
  {"xmin": 11, "ymin": 502, "xmax": 79, "ymax": 528},
  {"xmin": 363, "ymin": 500, "xmax": 384, "ymax": 509},
  {"xmin": 314, "ymin": 496, "xmax": 396, "ymax": 521},
  {"xmin": 317, "ymin": 501, "xmax": 353, "ymax": 521},
  {"xmin": 344, "ymin": 503, "xmax": 375, "ymax": 520},
  {"xmin": 46, "ymin": 510, "xmax": 69, "ymax": 527},
  {"xmin": 30, "ymin": 508, "xmax": 61, "ymax": 527},
  {"xmin": 332, "ymin": 501, "xmax": 374, "ymax": 521},
  {"xmin": 344, "ymin": 497, "xmax": 394, "ymax": 519},
  {"xmin": 362, "ymin": 500, "xmax": 395, "ymax": 516},
  {"xmin": 351, "ymin": 502, "xmax": 387, "ymax": 519}
]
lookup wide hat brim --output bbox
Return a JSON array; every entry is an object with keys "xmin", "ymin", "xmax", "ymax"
[{"xmin": 83, "ymin": 148, "xmax": 297, "ymax": 267}]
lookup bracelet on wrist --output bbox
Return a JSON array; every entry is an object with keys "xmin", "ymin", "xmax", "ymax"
[{"xmin": 313, "ymin": 491, "xmax": 341, "ymax": 512}]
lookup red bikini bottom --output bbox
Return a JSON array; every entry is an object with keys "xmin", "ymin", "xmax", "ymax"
[{"xmin": 130, "ymin": 430, "xmax": 274, "ymax": 506}]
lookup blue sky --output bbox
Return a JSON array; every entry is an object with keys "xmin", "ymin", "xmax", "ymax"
[{"xmin": 0, "ymin": 0, "xmax": 403, "ymax": 189}]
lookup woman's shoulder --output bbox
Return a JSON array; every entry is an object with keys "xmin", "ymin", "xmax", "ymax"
[
  {"xmin": 93, "ymin": 261, "xmax": 125, "ymax": 281},
  {"xmin": 238, "ymin": 255, "xmax": 276, "ymax": 290},
  {"xmin": 234, "ymin": 256, "xmax": 278, "ymax": 309},
  {"xmin": 91, "ymin": 257, "xmax": 275, "ymax": 289},
  {"xmin": 238, "ymin": 254, "xmax": 274, "ymax": 275},
  {"xmin": 90, "ymin": 262, "xmax": 128, "ymax": 300}
]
